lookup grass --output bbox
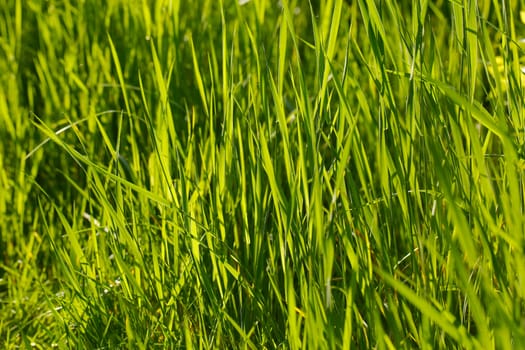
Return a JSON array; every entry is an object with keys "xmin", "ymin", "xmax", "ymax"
[{"xmin": 1, "ymin": 0, "xmax": 524, "ymax": 348}]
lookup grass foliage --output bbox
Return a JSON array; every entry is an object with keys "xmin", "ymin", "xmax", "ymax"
[{"xmin": 1, "ymin": 0, "xmax": 525, "ymax": 348}]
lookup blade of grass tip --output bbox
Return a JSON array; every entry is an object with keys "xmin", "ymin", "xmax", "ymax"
[
  {"xmin": 138, "ymin": 71, "xmax": 151, "ymax": 118},
  {"xmin": 189, "ymin": 34, "xmax": 209, "ymax": 116},
  {"xmin": 95, "ymin": 117, "xmax": 117, "ymax": 156},
  {"xmin": 107, "ymin": 34, "xmax": 131, "ymax": 117}
]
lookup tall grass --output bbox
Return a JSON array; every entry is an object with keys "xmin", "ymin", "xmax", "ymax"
[{"xmin": 1, "ymin": 0, "xmax": 524, "ymax": 348}]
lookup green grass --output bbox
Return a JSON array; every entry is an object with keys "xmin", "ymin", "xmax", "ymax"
[{"xmin": 1, "ymin": 0, "xmax": 525, "ymax": 348}]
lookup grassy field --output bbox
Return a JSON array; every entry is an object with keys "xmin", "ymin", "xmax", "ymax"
[{"xmin": 1, "ymin": 0, "xmax": 525, "ymax": 348}]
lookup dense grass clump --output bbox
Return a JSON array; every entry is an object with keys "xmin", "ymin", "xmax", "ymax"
[{"xmin": 1, "ymin": 0, "xmax": 524, "ymax": 348}]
